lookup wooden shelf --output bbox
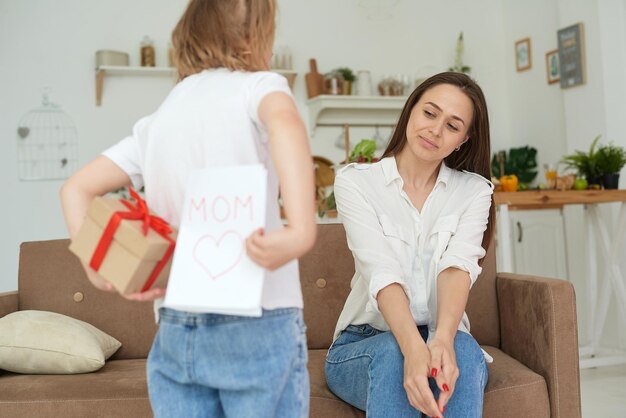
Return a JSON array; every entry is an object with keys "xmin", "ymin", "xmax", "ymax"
[
  {"xmin": 306, "ymin": 95, "xmax": 406, "ymax": 133},
  {"xmin": 494, "ymin": 189, "xmax": 626, "ymax": 208},
  {"xmin": 95, "ymin": 65, "xmax": 176, "ymax": 106},
  {"xmin": 95, "ymin": 65, "xmax": 297, "ymax": 106}
]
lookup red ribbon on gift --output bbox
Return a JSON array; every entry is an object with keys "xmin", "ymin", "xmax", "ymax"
[{"xmin": 90, "ymin": 188, "xmax": 176, "ymax": 293}]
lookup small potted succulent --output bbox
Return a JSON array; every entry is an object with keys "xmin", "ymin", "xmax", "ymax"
[
  {"xmin": 595, "ymin": 143, "xmax": 626, "ymax": 189},
  {"xmin": 334, "ymin": 67, "xmax": 356, "ymax": 95}
]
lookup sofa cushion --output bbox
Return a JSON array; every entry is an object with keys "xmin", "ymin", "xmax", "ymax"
[
  {"xmin": 483, "ymin": 346, "xmax": 550, "ymax": 418},
  {"xmin": 308, "ymin": 349, "xmax": 365, "ymax": 418},
  {"xmin": 307, "ymin": 347, "xmax": 549, "ymax": 418},
  {"xmin": 0, "ymin": 359, "xmax": 152, "ymax": 418},
  {"xmin": 18, "ymin": 240, "xmax": 158, "ymax": 360},
  {"xmin": 300, "ymin": 225, "xmax": 355, "ymax": 350},
  {"xmin": 0, "ymin": 310, "xmax": 121, "ymax": 374},
  {"xmin": 467, "ymin": 243, "xmax": 500, "ymax": 347}
]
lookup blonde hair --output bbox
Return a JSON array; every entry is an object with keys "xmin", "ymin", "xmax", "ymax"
[{"xmin": 172, "ymin": 0, "xmax": 276, "ymax": 80}]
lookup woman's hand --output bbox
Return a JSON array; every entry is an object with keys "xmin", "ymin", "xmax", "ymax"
[
  {"xmin": 403, "ymin": 343, "xmax": 444, "ymax": 418},
  {"xmin": 428, "ymin": 335, "xmax": 459, "ymax": 414}
]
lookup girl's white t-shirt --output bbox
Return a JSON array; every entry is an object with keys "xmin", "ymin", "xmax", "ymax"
[{"xmin": 102, "ymin": 68, "xmax": 302, "ymax": 310}]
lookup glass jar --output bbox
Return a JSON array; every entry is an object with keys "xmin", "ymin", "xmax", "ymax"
[
  {"xmin": 324, "ymin": 71, "xmax": 344, "ymax": 95},
  {"xmin": 140, "ymin": 36, "xmax": 155, "ymax": 67}
]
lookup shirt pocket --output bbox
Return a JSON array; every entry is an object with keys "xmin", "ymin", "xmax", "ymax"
[
  {"xmin": 378, "ymin": 214, "xmax": 411, "ymax": 245},
  {"xmin": 428, "ymin": 215, "xmax": 459, "ymax": 259}
]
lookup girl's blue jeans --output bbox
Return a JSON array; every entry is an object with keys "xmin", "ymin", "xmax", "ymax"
[
  {"xmin": 325, "ymin": 324, "xmax": 488, "ymax": 418},
  {"xmin": 147, "ymin": 307, "xmax": 309, "ymax": 418}
]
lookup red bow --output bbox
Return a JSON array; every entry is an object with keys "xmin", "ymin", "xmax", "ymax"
[{"xmin": 90, "ymin": 188, "xmax": 175, "ymax": 293}]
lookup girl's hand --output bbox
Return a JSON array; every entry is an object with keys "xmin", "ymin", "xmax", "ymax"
[
  {"xmin": 81, "ymin": 261, "xmax": 116, "ymax": 292},
  {"xmin": 246, "ymin": 227, "xmax": 303, "ymax": 271},
  {"xmin": 81, "ymin": 261, "xmax": 166, "ymax": 302},
  {"xmin": 403, "ymin": 343, "xmax": 444, "ymax": 418},
  {"xmin": 123, "ymin": 287, "xmax": 166, "ymax": 302},
  {"xmin": 428, "ymin": 336, "xmax": 459, "ymax": 414}
]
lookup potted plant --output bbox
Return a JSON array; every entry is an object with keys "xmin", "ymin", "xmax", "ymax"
[
  {"xmin": 334, "ymin": 67, "xmax": 356, "ymax": 95},
  {"xmin": 595, "ymin": 143, "xmax": 626, "ymax": 189},
  {"xmin": 448, "ymin": 32, "xmax": 471, "ymax": 74},
  {"xmin": 560, "ymin": 135, "xmax": 602, "ymax": 187},
  {"xmin": 318, "ymin": 191, "xmax": 337, "ymax": 218}
]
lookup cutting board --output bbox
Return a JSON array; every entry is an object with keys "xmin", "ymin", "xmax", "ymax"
[{"xmin": 305, "ymin": 58, "xmax": 324, "ymax": 99}]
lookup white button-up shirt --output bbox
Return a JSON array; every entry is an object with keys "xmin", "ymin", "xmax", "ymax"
[{"xmin": 332, "ymin": 156, "xmax": 493, "ymax": 343}]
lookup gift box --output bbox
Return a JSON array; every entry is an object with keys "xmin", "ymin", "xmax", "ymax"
[{"xmin": 69, "ymin": 190, "xmax": 176, "ymax": 295}]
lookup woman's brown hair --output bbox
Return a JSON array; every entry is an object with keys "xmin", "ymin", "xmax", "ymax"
[
  {"xmin": 382, "ymin": 72, "xmax": 495, "ymax": 253},
  {"xmin": 171, "ymin": 0, "xmax": 276, "ymax": 81}
]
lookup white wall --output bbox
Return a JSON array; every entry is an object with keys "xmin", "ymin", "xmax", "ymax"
[
  {"xmin": 279, "ymin": 0, "xmax": 512, "ymax": 163},
  {"xmin": 1, "ymin": 0, "xmax": 623, "ymax": 304},
  {"xmin": 501, "ymin": 0, "xmax": 568, "ymax": 176},
  {"xmin": 0, "ymin": 0, "xmax": 188, "ymax": 292},
  {"xmin": 0, "ymin": 0, "xmax": 515, "ymax": 292}
]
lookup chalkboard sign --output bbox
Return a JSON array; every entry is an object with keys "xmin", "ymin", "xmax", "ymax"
[{"xmin": 557, "ymin": 23, "xmax": 586, "ymax": 88}]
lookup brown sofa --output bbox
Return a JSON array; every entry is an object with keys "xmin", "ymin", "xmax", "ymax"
[{"xmin": 0, "ymin": 224, "xmax": 581, "ymax": 417}]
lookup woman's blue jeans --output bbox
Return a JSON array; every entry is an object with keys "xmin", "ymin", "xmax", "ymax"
[
  {"xmin": 147, "ymin": 307, "xmax": 309, "ymax": 418},
  {"xmin": 325, "ymin": 324, "xmax": 488, "ymax": 418}
]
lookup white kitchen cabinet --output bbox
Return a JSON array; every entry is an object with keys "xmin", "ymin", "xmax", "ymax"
[{"xmin": 507, "ymin": 209, "xmax": 569, "ymax": 279}]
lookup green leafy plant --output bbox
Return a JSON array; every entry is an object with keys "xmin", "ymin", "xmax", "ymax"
[
  {"xmin": 349, "ymin": 139, "xmax": 377, "ymax": 162},
  {"xmin": 595, "ymin": 143, "xmax": 626, "ymax": 174},
  {"xmin": 325, "ymin": 191, "xmax": 336, "ymax": 210},
  {"xmin": 317, "ymin": 191, "xmax": 336, "ymax": 218},
  {"xmin": 448, "ymin": 32, "xmax": 471, "ymax": 74},
  {"xmin": 334, "ymin": 67, "xmax": 356, "ymax": 82},
  {"xmin": 560, "ymin": 135, "xmax": 602, "ymax": 180},
  {"xmin": 491, "ymin": 146, "xmax": 538, "ymax": 184}
]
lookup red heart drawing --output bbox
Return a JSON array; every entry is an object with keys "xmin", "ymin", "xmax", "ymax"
[{"xmin": 192, "ymin": 231, "xmax": 244, "ymax": 279}]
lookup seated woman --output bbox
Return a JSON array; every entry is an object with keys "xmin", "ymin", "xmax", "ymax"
[{"xmin": 325, "ymin": 72, "xmax": 495, "ymax": 418}]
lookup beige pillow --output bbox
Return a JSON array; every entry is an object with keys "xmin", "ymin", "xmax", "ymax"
[{"xmin": 0, "ymin": 310, "xmax": 121, "ymax": 374}]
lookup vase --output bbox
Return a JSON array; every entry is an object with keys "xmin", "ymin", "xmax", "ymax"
[
  {"xmin": 356, "ymin": 71, "xmax": 372, "ymax": 96},
  {"xmin": 602, "ymin": 173, "xmax": 620, "ymax": 189}
]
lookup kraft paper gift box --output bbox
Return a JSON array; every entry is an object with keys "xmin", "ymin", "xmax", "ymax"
[{"xmin": 69, "ymin": 192, "xmax": 176, "ymax": 295}]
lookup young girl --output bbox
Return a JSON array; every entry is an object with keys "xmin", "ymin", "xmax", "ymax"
[
  {"xmin": 60, "ymin": 1, "xmax": 316, "ymax": 417},
  {"xmin": 325, "ymin": 72, "xmax": 495, "ymax": 418}
]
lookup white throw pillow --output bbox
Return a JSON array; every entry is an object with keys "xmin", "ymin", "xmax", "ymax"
[{"xmin": 0, "ymin": 310, "xmax": 121, "ymax": 374}]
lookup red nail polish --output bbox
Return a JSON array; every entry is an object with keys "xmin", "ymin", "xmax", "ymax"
[
  {"xmin": 431, "ymin": 368, "xmax": 438, "ymax": 377},
  {"xmin": 443, "ymin": 383, "xmax": 449, "ymax": 392}
]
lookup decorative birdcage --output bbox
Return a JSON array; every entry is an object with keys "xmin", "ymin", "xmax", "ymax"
[{"xmin": 16, "ymin": 92, "xmax": 78, "ymax": 181}]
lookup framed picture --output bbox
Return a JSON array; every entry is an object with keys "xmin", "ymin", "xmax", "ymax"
[
  {"xmin": 557, "ymin": 22, "xmax": 586, "ymax": 88},
  {"xmin": 545, "ymin": 49, "xmax": 560, "ymax": 84},
  {"xmin": 515, "ymin": 38, "xmax": 532, "ymax": 72}
]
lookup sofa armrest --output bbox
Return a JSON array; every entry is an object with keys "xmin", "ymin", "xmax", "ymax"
[
  {"xmin": 0, "ymin": 291, "xmax": 18, "ymax": 318},
  {"xmin": 497, "ymin": 273, "xmax": 580, "ymax": 418}
]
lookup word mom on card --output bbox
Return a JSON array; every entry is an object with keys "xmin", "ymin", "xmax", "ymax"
[
  {"xmin": 165, "ymin": 165, "xmax": 268, "ymax": 316},
  {"xmin": 188, "ymin": 194, "xmax": 255, "ymax": 280}
]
